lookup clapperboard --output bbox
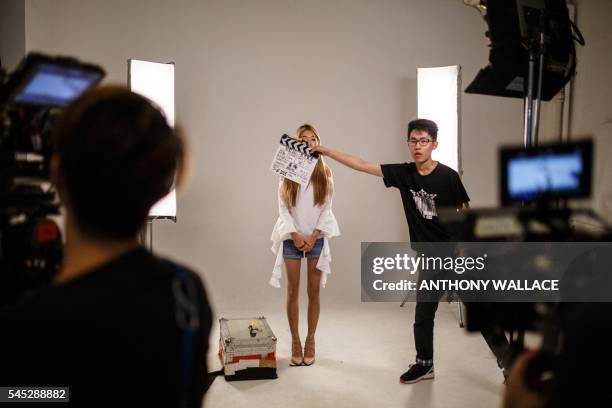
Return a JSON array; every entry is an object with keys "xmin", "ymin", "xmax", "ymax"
[{"xmin": 269, "ymin": 134, "xmax": 320, "ymax": 186}]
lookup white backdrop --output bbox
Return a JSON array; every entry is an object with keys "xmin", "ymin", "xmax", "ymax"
[{"xmin": 22, "ymin": 0, "xmax": 535, "ymax": 311}]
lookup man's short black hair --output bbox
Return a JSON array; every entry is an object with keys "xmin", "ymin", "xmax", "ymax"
[
  {"xmin": 53, "ymin": 86, "xmax": 183, "ymax": 240},
  {"xmin": 407, "ymin": 119, "xmax": 438, "ymax": 141}
]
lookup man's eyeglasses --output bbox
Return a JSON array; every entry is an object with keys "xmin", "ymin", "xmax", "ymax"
[{"xmin": 407, "ymin": 138, "xmax": 433, "ymax": 146}]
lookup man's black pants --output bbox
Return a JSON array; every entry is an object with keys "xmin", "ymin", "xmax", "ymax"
[{"xmin": 414, "ymin": 272, "xmax": 515, "ymax": 369}]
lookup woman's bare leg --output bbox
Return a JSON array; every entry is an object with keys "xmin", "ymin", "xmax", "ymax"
[
  {"xmin": 304, "ymin": 258, "xmax": 322, "ymax": 364},
  {"xmin": 285, "ymin": 258, "xmax": 302, "ymax": 364}
]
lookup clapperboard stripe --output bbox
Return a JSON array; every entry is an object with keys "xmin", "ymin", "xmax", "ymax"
[{"xmin": 280, "ymin": 134, "xmax": 320, "ymax": 158}]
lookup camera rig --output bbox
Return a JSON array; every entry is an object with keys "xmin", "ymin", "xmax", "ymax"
[{"xmin": 0, "ymin": 53, "xmax": 104, "ymax": 309}]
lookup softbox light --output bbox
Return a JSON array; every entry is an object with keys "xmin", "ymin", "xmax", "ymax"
[
  {"xmin": 128, "ymin": 59, "xmax": 177, "ymax": 219},
  {"xmin": 418, "ymin": 65, "xmax": 461, "ymax": 173}
]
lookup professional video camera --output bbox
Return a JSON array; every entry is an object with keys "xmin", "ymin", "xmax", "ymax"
[
  {"xmin": 0, "ymin": 53, "xmax": 105, "ymax": 309},
  {"xmin": 442, "ymin": 139, "xmax": 612, "ymax": 397}
]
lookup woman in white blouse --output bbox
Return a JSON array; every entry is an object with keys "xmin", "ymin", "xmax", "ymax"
[{"xmin": 270, "ymin": 124, "xmax": 340, "ymax": 366}]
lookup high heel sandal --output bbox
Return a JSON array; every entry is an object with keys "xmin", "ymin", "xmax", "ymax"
[
  {"xmin": 303, "ymin": 337, "xmax": 315, "ymax": 366},
  {"xmin": 290, "ymin": 340, "xmax": 303, "ymax": 366}
]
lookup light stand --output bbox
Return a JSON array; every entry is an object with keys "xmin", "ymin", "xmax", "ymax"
[
  {"xmin": 139, "ymin": 215, "xmax": 177, "ymax": 254},
  {"xmin": 523, "ymin": 48, "xmax": 536, "ymax": 148},
  {"xmin": 146, "ymin": 218, "xmax": 154, "ymax": 253},
  {"xmin": 533, "ymin": 31, "xmax": 546, "ymax": 146},
  {"xmin": 523, "ymin": 14, "xmax": 548, "ymax": 149}
]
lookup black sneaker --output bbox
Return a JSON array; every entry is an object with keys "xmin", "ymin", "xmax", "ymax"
[{"xmin": 399, "ymin": 364, "xmax": 435, "ymax": 384}]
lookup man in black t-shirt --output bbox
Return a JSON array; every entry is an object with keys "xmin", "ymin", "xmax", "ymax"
[
  {"xmin": 380, "ymin": 161, "xmax": 469, "ymax": 243},
  {"xmin": 313, "ymin": 119, "xmax": 512, "ymax": 384},
  {"xmin": 0, "ymin": 248, "xmax": 212, "ymax": 407}
]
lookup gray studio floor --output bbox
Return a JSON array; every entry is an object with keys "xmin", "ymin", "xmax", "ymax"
[{"xmin": 204, "ymin": 302, "xmax": 508, "ymax": 408}]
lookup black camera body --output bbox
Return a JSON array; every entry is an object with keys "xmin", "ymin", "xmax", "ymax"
[{"xmin": 0, "ymin": 53, "xmax": 104, "ymax": 308}]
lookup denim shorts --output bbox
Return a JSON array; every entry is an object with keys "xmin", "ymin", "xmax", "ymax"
[{"xmin": 283, "ymin": 238, "xmax": 324, "ymax": 259}]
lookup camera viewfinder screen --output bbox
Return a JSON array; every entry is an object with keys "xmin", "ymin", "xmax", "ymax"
[
  {"xmin": 507, "ymin": 152, "xmax": 582, "ymax": 201},
  {"xmin": 500, "ymin": 140, "xmax": 593, "ymax": 204},
  {"xmin": 14, "ymin": 63, "xmax": 102, "ymax": 107}
]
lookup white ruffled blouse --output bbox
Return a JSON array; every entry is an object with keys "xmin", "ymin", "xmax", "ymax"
[{"xmin": 269, "ymin": 178, "xmax": 340, "ymax": 288}]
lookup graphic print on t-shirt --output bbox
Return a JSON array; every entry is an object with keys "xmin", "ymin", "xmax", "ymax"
[{"xmin": 410, "ymin": 189, "xmax": 437, "ymax": 219}]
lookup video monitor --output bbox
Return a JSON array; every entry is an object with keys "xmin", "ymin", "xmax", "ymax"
[
  {"xmin": 2, "ymin": 53, "xmax": 105, "ymax": 107},
  {"xmin": 500, "ymin": 140, "xmax": 592, "ymax": 204}
]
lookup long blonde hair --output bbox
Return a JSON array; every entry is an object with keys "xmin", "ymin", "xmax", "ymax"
[{"xmin": 280, "ymin": 124, "xmax": 331, "ymax": 208}]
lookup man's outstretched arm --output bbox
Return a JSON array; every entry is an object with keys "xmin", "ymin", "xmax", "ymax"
[{"xmin": 313, "ymin": 145, "xmax": 383, "ymax": 177}]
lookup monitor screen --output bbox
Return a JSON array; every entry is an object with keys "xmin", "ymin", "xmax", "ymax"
[
  {"xmin": 13, "ymin": 63, "xmax": 103, "ymax": 107},
  {"xmin": 500, "ymin": 141, "xmax": 592, "ymax": 204}
]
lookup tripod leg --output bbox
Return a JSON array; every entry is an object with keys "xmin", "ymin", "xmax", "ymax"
[{"xmin": 400, "ymin": 290, "xmax": 411, "ymax": 307}]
